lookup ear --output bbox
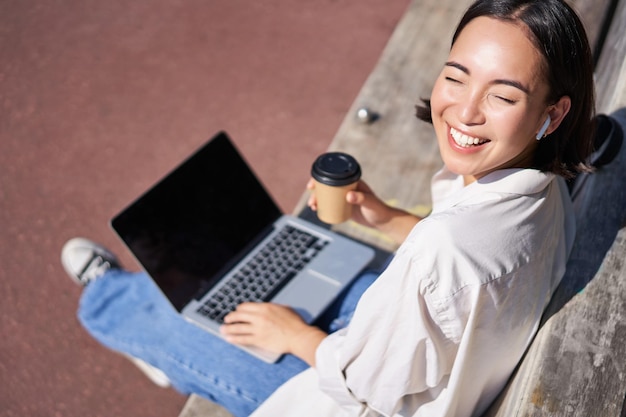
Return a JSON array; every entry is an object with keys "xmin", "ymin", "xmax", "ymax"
[{"xmin": 544, "ymin": 96, "xmax": 571, "ymax": 136}]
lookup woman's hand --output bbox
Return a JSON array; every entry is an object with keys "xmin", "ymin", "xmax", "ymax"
[
  {"xmin": 307, "ymin": 179, "xmax": 421, "ymax": 245},
  {"xmin": 307, "ymin": 179, "xmax": 389, "ymax": 228},
  {"xmin": 220, "ymin": 302, "xmax": 327, "ymax": 367}
]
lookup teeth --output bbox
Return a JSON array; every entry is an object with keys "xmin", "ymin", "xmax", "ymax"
[{"xmin": 450, "ymin": 127, "xmax": 488, "ymax": 148}]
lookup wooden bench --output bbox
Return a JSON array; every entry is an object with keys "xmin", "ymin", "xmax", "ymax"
[{"xmin": 180, "ymin": 0, "xmax": 626, "ymax": 415}]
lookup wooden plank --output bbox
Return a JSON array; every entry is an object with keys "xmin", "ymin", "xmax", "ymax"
[
  {"xmin": 294, "ymin": 0, "xmax": 473, "ymax": 252},
  {"xmin": 595, "ymin": 0, "xmax": 626, "ymax": 113},
  {"xmin": 178, "ymin": 394, "xmax": 232, "ymax": 417},
  {"xmin": 568, "ymin": 0, "xmax": 616, "ymax": 60}
]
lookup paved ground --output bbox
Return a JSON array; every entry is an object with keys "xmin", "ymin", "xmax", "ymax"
[{"xmin": 0, "ymin": 1, "xmax": 410, "ymax": 416}]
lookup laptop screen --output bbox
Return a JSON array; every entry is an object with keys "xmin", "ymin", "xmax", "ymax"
[{"xmin": 111, "ymin": 132, "xmax": 282, "ymax": 311}]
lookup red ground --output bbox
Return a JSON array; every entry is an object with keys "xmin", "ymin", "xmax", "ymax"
[{"xmin": 0, "ymin": 1, "xmax": 410, "ymax": 416}]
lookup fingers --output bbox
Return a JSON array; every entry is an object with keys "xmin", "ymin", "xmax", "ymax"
[
  {"xmin": 220, "ymin": 323, "xmax": 257, "ymax": 346},
  {"xmin": 221, "ymin": 302, "xmax": 265, "ymax": 324},
  {"xmin": 220, "ymin": 320, "xmax": 253, "ymax": 338},
  {"xmin": 220, "ymin": 302, "xmax": 301, "ymax": 353},
  {"xmin": 306, "ymin": 179, "xmax": 318, "ymax": 211},
  {"xmin": 307, "ymin": 194, "xmax": 318, "ymax": 211},
  {"xmin": 220, "ymin": 303, "xmax": 264, "ymax": 345},
  {"xmin": 309, "ymin": 178, "xmax": 372, "ymax": 205},
  {"xmin": 346, "ymin": 189, "xmax": 362, "ymax": 205},
  {"xmin": 346, "ymin": 180, "xmax": 375, "ymax": 206}
]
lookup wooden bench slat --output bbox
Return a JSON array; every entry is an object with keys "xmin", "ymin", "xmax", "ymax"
[
  {"xmin": 595, "ymin": 0, "xmax": 626, "ymax": 113},
  {"xmin": 178, "ymin": 394, "xmax": 231, "ymax": 417},
  {"xmin": 295, "ymin": 0, "xmax": 475, "ymax": 252},
  {"xmin": 569, "ymin": 0, "xmax": 616, "ymax": 62},
  {"xmin": 488, "ymin": 231, "xmax": 626, "ymax": 416}
]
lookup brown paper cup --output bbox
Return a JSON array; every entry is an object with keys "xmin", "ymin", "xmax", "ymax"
[
  {"xmin": 313, "ymin": 180, "xmax": 358, "ymax": 224},
  {"xmin": 311, "ymin": 152, "xmax": 361, "ymax": 224}
]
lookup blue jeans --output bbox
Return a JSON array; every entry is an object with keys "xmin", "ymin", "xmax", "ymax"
[{"xmin": 78, "ymin": 268, "xmax": 381, "ymax": 417}]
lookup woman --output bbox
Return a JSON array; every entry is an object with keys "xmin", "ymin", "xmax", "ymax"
[{"xmin": 62, "ymin": 0, "xmax": 595, "ymax": 416}]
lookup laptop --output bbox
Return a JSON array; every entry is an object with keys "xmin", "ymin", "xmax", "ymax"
[{"xmin": 110, "ymin": 132, "xmax": 375, "ymax": 362}]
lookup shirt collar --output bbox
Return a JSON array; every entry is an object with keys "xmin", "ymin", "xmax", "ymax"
[{"xmin": 431, "ymin": 166, "xmax": 555, "ymax": 213}]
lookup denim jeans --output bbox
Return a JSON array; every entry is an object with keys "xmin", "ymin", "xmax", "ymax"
[{"xmin": 78, "ymin": 267, "xmax": 381, "ymax": 417}]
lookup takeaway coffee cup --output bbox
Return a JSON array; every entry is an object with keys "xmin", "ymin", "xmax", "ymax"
[{"xmin": 311, "ymin": 152, "xmax": 361, "ymax": 224}]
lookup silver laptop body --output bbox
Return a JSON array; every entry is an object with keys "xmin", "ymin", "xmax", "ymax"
[{"xmin": 111, "ymin": 132, "xmax": 375, "ymax": 362}]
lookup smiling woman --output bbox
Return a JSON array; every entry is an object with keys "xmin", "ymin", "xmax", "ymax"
[
  {"xmin": 61, "ymin": 1, "xmax": 597, "ymax": 417},
  {"xmin": 431, "ymin": 16, "xmax": 572, "ymax": 185},
  {"xmin": 417, "ymin": 0, "xmax": 595, "ymax": 183}
]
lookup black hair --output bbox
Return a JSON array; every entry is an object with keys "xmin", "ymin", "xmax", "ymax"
[{"xmin": 416, "ymin": 0, "xmax": 595, "ymax": 178}]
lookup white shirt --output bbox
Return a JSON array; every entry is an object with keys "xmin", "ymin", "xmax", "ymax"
[{"xmin": 251, "ymin": 167, "xmax": 575, "ymax": 417}]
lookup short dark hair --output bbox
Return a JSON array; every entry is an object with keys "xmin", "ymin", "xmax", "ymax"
[{"xmin": 416, "ymin": 0, "xmax": 595, "ymax": 178}]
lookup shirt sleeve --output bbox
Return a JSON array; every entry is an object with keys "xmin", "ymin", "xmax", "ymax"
[{"xmin": 315, "ymin": 239, "xmax": 461, "ymax": 416}]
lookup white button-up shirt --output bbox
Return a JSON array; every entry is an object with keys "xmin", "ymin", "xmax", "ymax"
[{"xmin": 252, "ymin": 167, "xmax": 575, "ymax": 417}]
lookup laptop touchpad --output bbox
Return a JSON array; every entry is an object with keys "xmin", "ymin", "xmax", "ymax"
[{"xmin": 272, "ymin": 271, "xmax": 341, "ymax": 323}]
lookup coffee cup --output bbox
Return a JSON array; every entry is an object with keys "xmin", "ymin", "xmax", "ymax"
[{"xmin": 311, "ymin": 152, "xmax": 361, "ymax": 224}]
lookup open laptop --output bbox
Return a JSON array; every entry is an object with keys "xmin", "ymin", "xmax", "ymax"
[{"xmin": 110, "ymin": 132, "xmax": 375, "ymax": 362}]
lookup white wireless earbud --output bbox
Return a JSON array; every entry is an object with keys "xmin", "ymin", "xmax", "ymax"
[{"xmin": 536, "ymin": 115, "xmax": 551, "ymax": 140}]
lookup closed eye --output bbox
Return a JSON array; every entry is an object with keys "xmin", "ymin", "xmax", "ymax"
[{"xmin": 494, "ymin": 95, "xmax": 517, "ymax": 104}]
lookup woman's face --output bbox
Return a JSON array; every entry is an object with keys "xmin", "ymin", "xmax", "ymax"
[{"xmin": 430, "ymin": 16, "xmax": 552, "ymax": 185}]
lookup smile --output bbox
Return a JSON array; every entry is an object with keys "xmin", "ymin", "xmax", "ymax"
[{"xmin": 450, "ymin": 127, "xmax": 490, "ymax": 148}]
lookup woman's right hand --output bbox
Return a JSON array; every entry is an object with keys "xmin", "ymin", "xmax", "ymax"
[{"xmin": 307, "ymin": 179, "xmax": 420, "ymax": 244}]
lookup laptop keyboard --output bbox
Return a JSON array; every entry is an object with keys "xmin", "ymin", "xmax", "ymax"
[{"xmin": 196, "ymin": 225, "xmax": 328, "ymax": 323}]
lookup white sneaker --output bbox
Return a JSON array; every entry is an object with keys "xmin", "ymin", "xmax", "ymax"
[
  {"xmin": 126, "ymin": 356, "xmax": 172, "ymax": 388},
  {"xmin": 61, "ymin": 238, "xmax": 171, "ymax": 387},
  {"xmin": 61, "ymin": 237, "xmax": 121, "ymax": 285}
]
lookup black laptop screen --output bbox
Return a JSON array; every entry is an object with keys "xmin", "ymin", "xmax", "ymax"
[{"xmin": 111, "ymin": 132, "xmax": 282, "ymax": 311}]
